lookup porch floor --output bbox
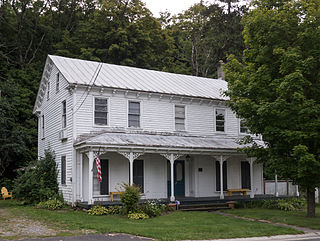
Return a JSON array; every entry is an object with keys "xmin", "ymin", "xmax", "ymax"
[{"xmin": 77, "ymin": 194, "xmax": 283, "ymax": 209}]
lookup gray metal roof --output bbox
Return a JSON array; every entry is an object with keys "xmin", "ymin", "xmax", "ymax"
[
  {"xmin": 49, "ymin": 55, "xmax": 228, "ymax": 100},
  {"xmin": 74, "ymin": 131, "xmax": 260, "ymax": 152}
]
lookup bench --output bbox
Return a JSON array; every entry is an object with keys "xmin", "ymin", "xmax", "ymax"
[
  {"xmin": 227, "ymin": 189, "xmax": 249, "ymax": 197},
  {"xmin": 1, "ymin": 187, "xmax": 12, "ymax": 200},
  {"xmin": 110, "ymin": 191, "xmax": 124, "ymax": 202}
]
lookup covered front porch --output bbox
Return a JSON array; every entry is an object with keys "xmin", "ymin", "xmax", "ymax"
[{"xmin": 73, "ymin": 131, "xmax": 264, "ymax": 205}]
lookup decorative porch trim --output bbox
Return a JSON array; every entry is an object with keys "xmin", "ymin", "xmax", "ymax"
[
  {"xmin": 160, "ymin": 153, "xmax": 183, "ymax": 161},
  {"xmin": 118, "ymin": 152, "xmax": 144, "ymax": 160}
]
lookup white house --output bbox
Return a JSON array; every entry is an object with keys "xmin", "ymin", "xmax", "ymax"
[{"xmin": 33, "ymin": 55, "xmax": 264, "ymax": 205}]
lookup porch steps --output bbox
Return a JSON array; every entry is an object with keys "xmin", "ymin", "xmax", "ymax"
[{"xmin": 179, "ymin": 203, "xmax": 230, "ymax": 211}]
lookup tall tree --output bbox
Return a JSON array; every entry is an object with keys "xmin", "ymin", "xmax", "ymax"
[{"xmin": 225, "ymin": 0, "xmax": 320, "ymax": 217}]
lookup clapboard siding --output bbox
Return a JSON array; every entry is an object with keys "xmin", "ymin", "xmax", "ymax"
[
  {"xmin": 37, "ymin": 64, "xmax": 74, "ymax": 202},
  {"xmin": 75, "ymin": 88, "xmax": 243, "ymax": 137}
]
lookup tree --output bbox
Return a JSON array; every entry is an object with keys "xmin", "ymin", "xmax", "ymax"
[{"xmin": 225, "ymin": 0, "xmax": 320, "ymax": 217}]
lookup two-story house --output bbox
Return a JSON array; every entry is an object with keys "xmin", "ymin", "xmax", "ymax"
[{"xmin": 33, "ymin": 55, "xmax": 264, "ymax": 205}]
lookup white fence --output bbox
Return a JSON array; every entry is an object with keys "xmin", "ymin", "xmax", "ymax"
[{"xmin": 264, "ymin": 180, "xmax": 319, "ymax": 203}]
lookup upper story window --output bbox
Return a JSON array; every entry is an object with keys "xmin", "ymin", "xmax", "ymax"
[
  {"xmin": 56, "ymin": 73, "xmax": 60, "ymax": 93},
  {"xmin": 215, "ymin": 108, "xmax": 225, "ymax": 132},
  {"xmin": 62, "ymin": 100, "xmax": 66, "ymax": 128},
  {"xmin": 175, "ymin": 105, "xmax": 185, "ymax": 131},
  {"xmin": 128, "ymin": 101, "xmax": 140, "ymax": 127},
  {"xmin": 41, "ymin": 115, "xmax": 45, "ymax": 139},
  {"xmin": 47, "ymin": 81, "xmax": 50, "ymax": 100},
  {"xmin": 240, "ymin": 119, "xmax": 249, "ymax": 134},
  {"xmin": 94, "ymin": 98, "xmax": 108, "ymax": 125}
]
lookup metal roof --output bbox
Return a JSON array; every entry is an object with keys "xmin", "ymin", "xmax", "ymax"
[
  {"xmin": 74, "ymin": 130, "xmax": 261, "ymax": 152},
  {"xmin": 49, "ymin": 55, "xmax": 228, "ymax": 100}
]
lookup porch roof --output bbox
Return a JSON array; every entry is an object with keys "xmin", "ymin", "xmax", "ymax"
[{"xmin": 74, "ymin": 130, "xmax": 263, "ymax": 154}]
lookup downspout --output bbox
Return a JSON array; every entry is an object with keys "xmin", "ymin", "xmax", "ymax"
[{"xmin": 71, "ymin": 84, "xmax": 77, "ymax": 206}]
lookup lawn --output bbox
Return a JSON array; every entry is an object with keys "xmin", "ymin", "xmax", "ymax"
[
  {"xmin": 0, "ymin": 200, "xmax": 301, "ymax": 240},
  {"xmin": 223, "ymin": 205, "xmax": 320, "ymax": 230}
]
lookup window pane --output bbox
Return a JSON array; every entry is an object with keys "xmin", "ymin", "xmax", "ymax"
[
  {"xmin": 175, "ymin": 123, "xmax": 185, "ymax": 131},
  {"xmin": 175, "ymin": 106, "xmax": 185, "ymax": 118},
  {"xmin": 129, "ymin": 101, "xmax": 140, "ymax": 114},
  {"xmin": 240, "ymin": 120, "xmax": 249, "ymax": 133},
  {"xmin": 216, "ymin": 109, "xmax": 225, "ymax": 132},
  {"xmin": 95, "ymin": 98, "xmax": 108, "ymax": 125},
  {"xmin": 129, "ymin": 119, "xmax": 140, "ymax": 127}
]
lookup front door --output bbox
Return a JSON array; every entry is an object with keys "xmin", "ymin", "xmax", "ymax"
[{"xmin": 167, "ymin": 160, "xmax": 185, "ymax": 197}]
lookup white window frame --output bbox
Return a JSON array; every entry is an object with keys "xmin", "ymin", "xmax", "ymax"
[
  {"xmin": 239, "ymin": 119, "xmax": 250, "ymax": 135},
  {"xmin": 127, "ymin": 100, "xmax": 142, "ymax": 128},
  {"xmin": 93, "ymin": 96, "xmax": 110, "ymax": 127},
  {"xmin": 56, "ymin": 72, "xmax": 60, "ymax": 93},
  {"xmin": 62, "ymin": 100, "xmax": 67, "ymax": 129},
  {"xmin": 214, "ymin": 107, "xmax": 226, "ymax": 133},
  {"xmin": 47, "ymin": 81, "xmax": 50, "ymax": 100},
  {"xmin": 174, "ymin": 104, "xmax": 186, "ymax": 131}
]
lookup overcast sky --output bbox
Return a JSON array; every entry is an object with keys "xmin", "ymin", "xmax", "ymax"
[{"xmin": 143, "ymin": 0, "xmax": 249, "ymax": 17}]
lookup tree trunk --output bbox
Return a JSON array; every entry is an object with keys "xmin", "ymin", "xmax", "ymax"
[{"xmin": 307, "ymin": 187, "xmax": 315, "ymax": 218}]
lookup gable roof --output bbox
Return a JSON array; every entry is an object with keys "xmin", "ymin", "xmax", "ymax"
[{"xmin": 33, "ymin": 55, "xmax": 228, "ymax": 113}]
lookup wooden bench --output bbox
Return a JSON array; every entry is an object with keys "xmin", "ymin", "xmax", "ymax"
[
  {"xmin": 110, "ymin": 191, "xmax": 124, "ymax": 202},
  {"xmin": 227, "ymin": 189, "xmax": 249, "ymax": 197},
  {"xmin": 1, "ymin": 187, "xmax": 12, "ymax": 200}
]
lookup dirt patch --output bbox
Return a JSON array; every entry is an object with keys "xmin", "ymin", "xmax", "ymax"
[{"xmin": 0, "ymin": 207, "xmax": 94, "ymax": 239}]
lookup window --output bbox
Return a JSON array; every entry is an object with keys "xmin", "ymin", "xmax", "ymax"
[
  {"xmin": 175, "ymin": 105, "xmax": 185, "ymax": 131},
  {"xmin": 215, "ymin": 109, "xmax": 225, "ymax": 132},
  {"xmin": 41, "ymin": 115, "xmax": 45, "ymax": 139},
  {"xmin": 56, "ymin": 73, "xmax": 60, "ymax": 93},
  {"xmin": 133, "ymin": 160, "xmax": 144, "ymax": 193},
  {"xmin": 241, "ymin": 161, "xmax": 251, "ymax": 189},
  {"xmin": 128, "ymin": 101, "xmax": 140, "ymax": 127},
  {"xmin": 62, "ymin": 100, "xmax": 66, "ymax": 128},
  {"xmin": 61, "ymin": 156, "xmax": 66, "ymax": 185},
  {"xmin": 94, "ymin": 98, "xmax": 108, "ymax": 125},
  {"xmin": 240, "ymin": 119, "xmax": 249, "ymax": 134},
  {"xmin": 216, "ymin": 161, "xmax": 227, "ymax": 191},
  {"xmin": 47, "ymin": 81, "xmax": 50, "ymax": 100},
  {"xmin": 100, "ymin": 159, "xmax": 109, "ymax": 195}
]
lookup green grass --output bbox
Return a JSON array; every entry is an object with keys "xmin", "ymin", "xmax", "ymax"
[
  {"xmin": 0, "ymin": 200, "xmax": 301, "ymax": 240},
  {"xmin": 224, "ymin": 205, "xmax": 320, "ymax": 230}
]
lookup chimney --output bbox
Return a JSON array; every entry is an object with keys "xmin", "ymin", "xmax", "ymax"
[{"xmin": 217, "ymin": 60, "xmax": 225, "ymax": 80}]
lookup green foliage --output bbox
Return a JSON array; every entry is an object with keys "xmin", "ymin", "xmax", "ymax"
[
  {"xmin": 128, "ymin": 211, "xmax": 149, "ymax": 220},
  {"xmin": 236, "ymin": 198, "xmax": 306, "ymax": 211},
  {"xmin": 88, "ymin": 205, "xmax": 108, "ymax": 216},
  {"xmin": 140, "ymin": 200, "xmax": 167, "ymax": 217},
  {"xmin": 36, "ymin": 198, "xmax": 64, "ymax": 210},
  {"xmin": 225, "ymin": 0, "xmax": 320, "ymax": 217},
  {"xmin": 106, "ymin": 205, "xmax": 126, "ymax": 215},
  {"xmin": 120, "ymin": 183, "xmax": 141, "ymax": 214},
  {"xmin": 13, "ymin": 149, "xmax": 60, "ymax": 204}
]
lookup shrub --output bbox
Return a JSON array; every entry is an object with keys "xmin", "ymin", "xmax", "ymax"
[
  {"xmin": 140, "ymin": 200, "xmax": 167, "ymax": 217},
  {"xmin": 88, "ymin": 205, "xmax": 108, "ymax": 215},
  {"xmin": 120, "ymin": 183, "xmax": 140, "ymax": 214},
  {"xmin": 13, "ymin": 149, "xmax": 60, "ymax": 204},
  {"xmin": 106, "ymin": 205, "xmax": 125, "ymax": 215},
  {"xmin": 128, "ymin": 212, "xmax": 149, "ymax": 220},
  {"xmin": 236, "ymin": 198, "xmax": 306, "ymax": 211},
  {"xmin": 36, "ymin": 198, "xmax": 64, "ymax": 210}
]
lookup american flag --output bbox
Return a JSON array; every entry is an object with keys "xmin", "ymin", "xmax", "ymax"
[{"xmin": 95, "ymin": 153, "xmax": 102, "ymax": 183}]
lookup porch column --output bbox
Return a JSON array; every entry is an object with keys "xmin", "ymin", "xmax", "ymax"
[
  {"xmin": 118, "ymin": 152, "xmax": 143, "ymax": 186},
  {"xmin": 219, "ymin": 156, "xmax": 224, "ymax": 199},
  {"xmin": 88, "ymin": 151, "xmax": 94, "ymax": 205},
  {"xmin": 80, "ymin": 153, "xmax": 83, "ymax": 201},
  {"xmin": 248, "ymin": 157, "xmax": 255, "ymax": 198},
  {"xmin": 160, "ymin": 153, "xmax": 183, "ymax": 202},
  {"xmin": 129, "ymin": 152, "xmax": 134, "ymax": 186},
  {"xmin": 275, "ymin": 174, "xmax": 279, "ymax": 197}
]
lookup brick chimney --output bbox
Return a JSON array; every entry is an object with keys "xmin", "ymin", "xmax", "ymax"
[{"xmin": 217, "ymin": 60, "xmax": 225, "ymax": 80}]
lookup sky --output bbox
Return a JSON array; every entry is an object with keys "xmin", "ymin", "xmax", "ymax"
[{"xmin": 143, "ymin": 0, "xmax": 211, "ymax": 17}]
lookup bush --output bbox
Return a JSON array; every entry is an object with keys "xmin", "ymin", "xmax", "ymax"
[
  {"xmin": 128, "ymin": 212, "xmax": 149, "ymax": 220},
  {"xmin": 106, "ymin": 205, "xmax": 125, "ymax": 215},
  {"xmin": 88, "ymin": 205, "xmax": 108, "ymax": 215},
  {"xmin": 140, "ymin": 200, "xmax": 167, "ymax": 217},
  {"xmin": 120, "ymin": 183, "xmax": 140, "ymax": 214},
  {"xmin": 0, "ymin": 178, "xmax": 14, "ymax": 192},
  {"xmin": 36, "ymin": 198, "xmax": 64, "ymax": 210},
  {"xmin": 236, "ymin": 198, "xmax": 306, "ymax": 211}
]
